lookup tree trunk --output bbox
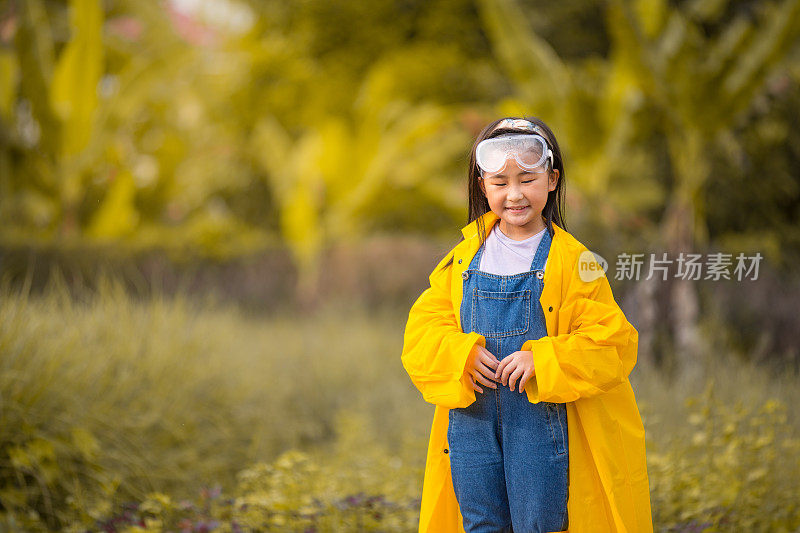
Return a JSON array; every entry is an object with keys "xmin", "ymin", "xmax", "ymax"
[
  {"xmin": 633, "ymin": 274, "xmax": 658, "ymax": 369},
  {"xmin": 663, "ymin": 198, "xmax": 704, "ymax": 384}
]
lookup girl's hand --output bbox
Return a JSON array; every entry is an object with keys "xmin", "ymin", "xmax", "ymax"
[
  {"xmin": 495, "ymin": 350, "xmax": 535, "ymax": 393},
  {"xmin": 466, "ymin": 344, "xmax": 500, "ymax": 393}
]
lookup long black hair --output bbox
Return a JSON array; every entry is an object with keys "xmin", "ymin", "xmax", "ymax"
[{"xmin": 439, "ymin": 116, "xmax": 568, "ymax": 272}]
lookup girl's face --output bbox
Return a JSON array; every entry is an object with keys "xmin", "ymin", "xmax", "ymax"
[{"xmin": 479, "ymin": 157, "xmax": 559, "ymax": 240}]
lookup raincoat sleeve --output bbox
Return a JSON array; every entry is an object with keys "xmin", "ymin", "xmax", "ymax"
[
  {"xmin": 522, "ymin": 253, "xmax": 639, "ymax": 404},
  {"xmin": 401, "ymin": 248, "xmax": 487, "ymax": 409}
]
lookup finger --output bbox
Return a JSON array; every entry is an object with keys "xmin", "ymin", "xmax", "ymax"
[
  {"xmin": 518, "ymin": 368, "xmax": 534, "ymax": 393},
  {"xmin": 473, "ymin": 371, "xmax": 497, "ymax": 389},
  {"xmin": 480, "ymin": 366, "xmax": 498, "ymax": 383},
  {"xmin": 469, "ymin": 374, "xmax": 483, "ymax": 393},
  {"xmin": 480, "ymin": 345, "xmax": 500, "ymax": 362},
  {"xmin": 479, "ymin": 360, "xmax": 499, "ymax": 378},
  {"xmin": 481, "ymin": 353, "xmax": 499, "ymax": 370},
  {"xmin": 494, "ymin": 359, "xmax": 506, "ymax": 379},
  {"xmin": 500, "ymin": 360, "xmax": 515, "ymax": 385},
  {"xmin": 476, "ymin": 365, "xmax": 499, "ymax": 384},
  {"xmin": 507, "ymin": 360, "xmax": 525, "ymax": 390},
  {"xmin": 508, "ymin": 367, "xmax": 525, "ymax": 392}
]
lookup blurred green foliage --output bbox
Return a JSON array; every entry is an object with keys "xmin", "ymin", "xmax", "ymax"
[
  {"xmin": 0, "ymin": 280, "xmax": 798, "ymax": 531},
  {"xmin": 2, "ymin": 2, "xmax": 800, "ymax": 530},
  {"xmin": 1, "ymin": 0, "xmax": 799, "ymax": 295},
  {"xmin": 480, "ymin": 0, "xmax": 800, "ymax": 254},
  {"xmin": 648, "ymin": 392, "xmax": 800, "ymax": 530}
]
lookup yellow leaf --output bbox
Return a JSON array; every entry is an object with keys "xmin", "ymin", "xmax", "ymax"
[
  {"xmin": 0, "ymin": 50, "xmax": 18, "ymax": 119},
  {"xmin": 70, "ymin": 427, "xmax": 99, "ymax": 460},
  {"xmin": 87, "ymin": 170, "xmax": 139, "ymax": 238},
  {"xmin": 49, "ymin": 0, "xmax": 103, "ymax": 156}
]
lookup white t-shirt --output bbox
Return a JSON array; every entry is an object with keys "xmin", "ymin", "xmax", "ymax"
[{"xmin": 478, "ymin": 224, "xmax": 548, "ymax": 275}]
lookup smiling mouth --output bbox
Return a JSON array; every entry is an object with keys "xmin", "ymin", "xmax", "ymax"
[{"xmin": 506, "ymin": 206, "xmax": 529, "ymax": 211}]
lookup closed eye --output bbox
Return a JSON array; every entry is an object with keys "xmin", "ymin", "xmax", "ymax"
[
  {"xmin": 488, "ymin": 173, "xmax": 537, "ymax": 186},
  {"xmin": 490, "ymin": 179, "xmax": 535, "ymax": 186}
]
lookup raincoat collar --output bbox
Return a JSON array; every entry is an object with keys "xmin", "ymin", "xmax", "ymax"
[{"xmin": 461, "ymin": 210, "xmax": 498, "ymax": 239}]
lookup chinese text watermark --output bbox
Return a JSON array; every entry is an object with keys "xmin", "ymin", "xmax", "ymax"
[{"xmin": 577, "ymin": 252, "xmax": 763, "ymax": 283}]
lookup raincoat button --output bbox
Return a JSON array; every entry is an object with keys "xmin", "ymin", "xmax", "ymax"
[
  {"xmin": 536, "ymin": 271, "xmax": 544, "ymax": 280},
  {"xmin": 461, "ymin": 271, "xmax": 469, "ymax": 280},
  {"xmin": 458, "ymin": 258, "xmax": 462, "ymax": 264},
  {"xmin": 549, "ymin": 306, "xmax": 553, "ymax": 312},
  {"xmin": 444, "ymin": 448, "xmax": 449, "ymax": 454}
]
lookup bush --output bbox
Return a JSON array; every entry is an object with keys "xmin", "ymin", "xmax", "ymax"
[{"xmin": 1, "ymin": 279, "xmax": 798, "ymax": 531}]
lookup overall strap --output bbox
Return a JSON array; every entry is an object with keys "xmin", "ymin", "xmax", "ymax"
[
  {"xmin": 529, "ymin": 227, "xmax": 552, "ymax": 272},
  {"xmin": 470, "ymin": 236, "xmax": 486, "ymax": 269}
]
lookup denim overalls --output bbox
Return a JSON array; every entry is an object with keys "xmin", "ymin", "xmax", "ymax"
[{"xmin": 448, "ymin": 227, "xmax": 569, "ymax": 533}]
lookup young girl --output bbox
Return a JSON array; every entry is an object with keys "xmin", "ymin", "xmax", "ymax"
[{"xmin": 401, "ymin": 117, "xmax": 652, "ymax": 533}]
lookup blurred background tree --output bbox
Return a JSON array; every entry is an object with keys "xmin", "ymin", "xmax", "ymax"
[
  {"xmin": 1, "ymin": 0, "xmax": 799, "ymax": 365},
  {"xmin": 2, "ymin": 0, "xmax": 800, "ymax": 531},
  {"xmin": 478, "ymin": 0, "xmax": 800, "ymax": 378}
]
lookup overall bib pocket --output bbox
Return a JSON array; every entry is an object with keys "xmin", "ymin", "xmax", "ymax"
[{"xmin": 471, "ymin": 288, "xmax": 531, "ymax": 338}]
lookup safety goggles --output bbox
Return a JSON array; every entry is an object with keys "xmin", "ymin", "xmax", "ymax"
[{"xmin": 475, "ymin": 133, "xmax": 554, "ymax": 176}]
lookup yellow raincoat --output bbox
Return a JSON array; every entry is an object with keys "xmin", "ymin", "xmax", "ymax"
[{"xmin": 401, "ymin": 210, "xmax": 653, "ymax": 533}]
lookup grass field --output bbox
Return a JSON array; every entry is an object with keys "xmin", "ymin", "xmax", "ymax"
[{"xmin": 1, "ymin": 277, "xmax": 798, "ymax": 531}]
